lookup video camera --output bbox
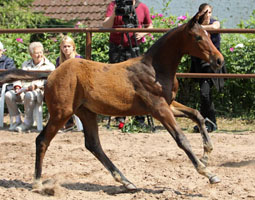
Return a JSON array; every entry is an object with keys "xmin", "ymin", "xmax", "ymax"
[
  {"xmin": 115, "ymin": 0, "xmax": 138, "ymax": 28},
  {"xmin": 114, "ymin": 0, "xmax": 140, "ymax": 56},
  {"xmin": 115, "ymin": 0, "xmax": 134, "ymax": 16}
]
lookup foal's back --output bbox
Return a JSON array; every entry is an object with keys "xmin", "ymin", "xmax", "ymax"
[{"xmin": 45, "ymin": 57, "xmax": 150, "ymax": 116}]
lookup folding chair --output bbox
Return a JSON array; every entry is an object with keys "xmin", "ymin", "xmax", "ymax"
[
  {"xmin": 74, "ymin": 115, "xmax": 83, "ymax": 131},
  {"xmin": 0, "ymin": 83, "xmax": 43, "ymax": 131},
  {"xmin": 0, "ymin": 83, "xmax": 9, "ymax": 127}
]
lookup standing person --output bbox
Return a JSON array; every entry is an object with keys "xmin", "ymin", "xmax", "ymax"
[
  {"xmin": 56, "ymin": 35, "xmax": 83, "ymax": 131},
  {"xmin": 190, "ymin": 3, "xmax": 226, "ymax": 132},
  {"xmin": 0, "ymin": 41, "xmax": 16, "ymax": 93},
  {"xmin": 103, "ymin": 0, "xmax": 153, "ymax": 128},
  {"xmin": 5, "ymin": 42, "xmax": 55, "ymax": 132}
]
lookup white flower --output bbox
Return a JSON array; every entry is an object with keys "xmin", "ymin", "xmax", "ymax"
[{"xmin": 235, "ymin": 43, "xmax": 244, "ymax": 48}]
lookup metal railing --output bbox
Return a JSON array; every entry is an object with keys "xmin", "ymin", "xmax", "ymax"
[{"xmin": 0, "ymin": 27, "xmax": 255, "ymax": 78}]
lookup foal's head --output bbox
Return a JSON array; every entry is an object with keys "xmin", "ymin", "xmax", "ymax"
[{"xmin": 182, "ymin": 11, "xmax": 224, "ymax": 70}]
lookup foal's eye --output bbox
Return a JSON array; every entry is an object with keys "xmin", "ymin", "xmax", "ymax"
[{"xmin": 195, "ymin": 35, "xmax": 202, "ymax": 41}]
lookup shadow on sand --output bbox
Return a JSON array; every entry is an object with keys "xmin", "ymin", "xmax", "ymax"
[
  {"xmin": 220, "ymin": 160, "xmax": 255, "ymax": 168},
  {"xmin": 62, "ymin": 182, "xmax": 204, "ymax": 197}
]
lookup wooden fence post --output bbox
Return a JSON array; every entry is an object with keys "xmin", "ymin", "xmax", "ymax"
[{"xmin": 86, "ymin": 31, "xmax": 92, "ymax": 60}]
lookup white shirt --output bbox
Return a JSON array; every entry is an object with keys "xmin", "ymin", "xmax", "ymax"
[{"xmin": 13, "ymin": 57, "xmax": 55, "ymax": 89}]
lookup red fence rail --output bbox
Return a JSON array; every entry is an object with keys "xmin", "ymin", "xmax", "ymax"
[{"xmin": 0, "ymin": 28, "xmax": 255, "ymax": 78}]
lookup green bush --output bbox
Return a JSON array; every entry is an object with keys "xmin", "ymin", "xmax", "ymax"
[
  {"xmin": 217, "ymin": 34, "xmax": 255, "ymax": 117},
  {"xmin": 1, "ymin": 1, "xmax": 255, "ymax": 119}
]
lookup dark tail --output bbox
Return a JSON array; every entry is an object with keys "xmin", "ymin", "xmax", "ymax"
[{"xmin": 0, "ymin": 69, "xmax": 51, "ymax": 84}]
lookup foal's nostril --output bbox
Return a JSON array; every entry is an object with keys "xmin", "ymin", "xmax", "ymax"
[{"xmin": 216, "ymin": 58, "xmax": 222, "ymax": 66}]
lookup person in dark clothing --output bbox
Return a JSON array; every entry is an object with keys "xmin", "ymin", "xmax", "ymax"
[
  {"xmin": 0, "ymin": 41, "xmax": 16, "ymax": 94},
  {"xmin": 190, "ymin": 3, "xmax": 226, "ymax": 133}
]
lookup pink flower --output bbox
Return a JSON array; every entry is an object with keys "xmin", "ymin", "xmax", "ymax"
[
  {"xmin": 170, "ymin": 21, "xmax": 175, "ymax": 25},
  {"xmin": 16, "ymin": 38, "xmax": 23, "ymax": 43},
  {"xmin": 151, "ymin": 15, "xmax": 156, "ymax": 19},
  {"xmin": 147, "ymin": 33, "xmax": 154, "ymax": 40},
  {"xmin": 230, "ymin": 47, "xmax": 234, "ymax": 52},
  {"xmin": 177, "ymin": 15, "xmax": 187, "ymax": 20},
  {"xmin": 75, "ymin": 21, "xmax": 82, "ymax": 28},
  {"xmin": 158, "ymin": 13, "xmax": 163, "ymax": 17},
  {"xmin": 76, "ymin": 21, "xmax": 82, "ymax": 26},
  {"xmin": 141, "ymin": 37, "xmax": 146, "ymax": 43}
]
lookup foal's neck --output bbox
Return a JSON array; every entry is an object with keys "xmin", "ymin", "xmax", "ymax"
[{"xmin": 143, "ymin": 26, "xmax": 185, "ymax": 76}]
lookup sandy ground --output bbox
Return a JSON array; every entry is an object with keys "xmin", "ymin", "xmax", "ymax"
[{"xmin": 0, "ymin": 122, "xmax": 255, "ymax": 200}]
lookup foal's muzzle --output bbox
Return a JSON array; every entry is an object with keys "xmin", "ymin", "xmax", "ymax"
[{"xmin": 210, "ymin": 55, "xmax": 224, "ymax": 70}]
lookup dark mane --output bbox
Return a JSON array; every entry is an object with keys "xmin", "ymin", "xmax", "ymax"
[{"xmin": 144, "ymin": 25, "xmax": 180, "ymax": 57}]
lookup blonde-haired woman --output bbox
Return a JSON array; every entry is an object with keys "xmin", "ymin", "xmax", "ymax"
[
  {"xmin": 56, "ymin": 35, "xmax": 83, "ymax": 67},
  {"xmin": 56, "ymin": 35, "xmax": 83, "ymax": 131}
]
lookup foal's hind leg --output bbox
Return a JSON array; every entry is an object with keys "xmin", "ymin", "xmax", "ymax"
[
  {"xmin": 76, "ymin": 107, "xmax": 136, "ymax": 190},
  {"xmin": 170, "ymin": 101, "xmax": 213, "ymax": 166},
  {"xmin": 152, "ymin": 101, "xmax": 220, "ymax": 184}
]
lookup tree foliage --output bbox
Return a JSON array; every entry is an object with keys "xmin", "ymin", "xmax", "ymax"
[{"xmin": 0, "ymin": 0, "xmax": 47, "ymax": 29}]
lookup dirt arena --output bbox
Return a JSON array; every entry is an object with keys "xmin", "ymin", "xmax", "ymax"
[{"xmin": 0, "ymin": 119, "xmax": 254, "ymax": 200}]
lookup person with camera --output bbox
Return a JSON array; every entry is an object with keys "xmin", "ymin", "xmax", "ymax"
[{"xmin": 103, "ymin": 0, "xmax": 153, "ymax": 128}]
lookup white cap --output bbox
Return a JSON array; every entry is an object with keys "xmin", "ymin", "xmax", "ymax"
[{"xmin": 0, "ymin": 41, "xmax": 3, "ymax": 50}]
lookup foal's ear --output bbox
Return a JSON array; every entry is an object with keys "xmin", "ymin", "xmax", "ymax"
[
  {"xmin": 188, "ymin": 10, "xmax": 207, "ymax": 28},
  {"xmin": 198, "ymin": 10, "xmax": 207, "ymax": 24}
]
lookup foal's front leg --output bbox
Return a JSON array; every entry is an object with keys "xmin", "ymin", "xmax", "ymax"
[
  {"xmin": 76, "ymin": 108, "xmax": 136, "ymax": 190},
  {"xmin": 170, "ymin": 100, "xmax": 213, "ymax": 166},
  {"xmin": 33, "ymin": 115, "xmax": 68, "ymax": 189},
  {"xmin": 152, "ymin": 102, "xmax": 220, "ymax": 184}
]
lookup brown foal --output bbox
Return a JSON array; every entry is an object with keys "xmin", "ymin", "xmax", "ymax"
[{"xmin": 0, "ymin": 11, "xmax": 224, "ymax": 190}]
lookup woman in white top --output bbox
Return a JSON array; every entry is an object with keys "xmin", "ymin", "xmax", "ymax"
[{"xmin": 5, "ymin": 42, "xmax": 55, "ymax": 132}]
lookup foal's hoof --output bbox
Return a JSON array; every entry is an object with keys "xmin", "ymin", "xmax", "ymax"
[
  {"xmin": 32, "ymin": 180, "xmax": 43, "ymax": 189},
  {"xmin": 209, "ymin": 175, "xmax": 221, "ymax": 184},
  {"xmin": 124, "ymin": 183, "xmax": 137, "ymax": 191},
  {"xmin": 32, "ymin": 180, "xmax": 43, "ymax": 193}
]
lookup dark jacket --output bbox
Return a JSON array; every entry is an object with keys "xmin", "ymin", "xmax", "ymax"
[{"xmin": 0, "ymin": 55, "xmax": 16, "ymax": 93}]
